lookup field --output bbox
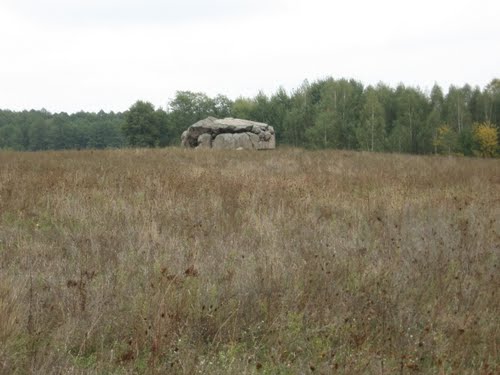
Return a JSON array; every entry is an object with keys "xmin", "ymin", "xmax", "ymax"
[{"xmin": 0, "ymin": 148, "xmax": 499, "ymax": 374}]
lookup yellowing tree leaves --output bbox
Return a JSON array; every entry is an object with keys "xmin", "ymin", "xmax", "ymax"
[{"xmin": 473, "ymin": 122, "xmax": 498, "ymax": 157}]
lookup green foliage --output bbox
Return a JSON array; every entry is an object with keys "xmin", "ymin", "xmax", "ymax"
[
  {"xmin": 167, "ymin": 91, "xmax": 221, "ymax": 144},
  {"xmin": 444, "ymin": 85, "xmax": 473, "ymax": 135},
  {"xmin": 356, "ymin": 87, "xmax": 386, "ymax": 151},
  {"xmin": 1, "ymin": 77, "xmax": 499, "ymax": 154},
  {"xmin": 0, "ymin": 109, "xmax": 125, "ymax": 151},
  {"xmin": 433, "ymin": 125, "xmax": 458, "ymax": 154},
  {"xmin": 387, "ymin": 122, "xmax": 410, "ymax": 153},
  {"xmin": 485, "ymin": 78, "xmax": 500, "ymax": 124},
  {"xmin": 281, "ymin": 82, "xmax": 314, "ymax": 146},
  {"xmin": 231, "ymin": 97, "xmax": 255, "ymax": 120},
  {"xmin": 305, "ymin": 79, "xmax": 362, "ymax": 149},
  {"xmin": 212, "ymin": 94, "xmax": 233, "ymax": 118},
  {"xmin": 457, "ymin": 127, "xmax": 475, "ymax": 156},
  {"xmin": 393, "ymin": 85, "xmax": 428, "ymax": 153},
  {"xmin": 306, "ymin": 110, "xmax": 336, "ymax": 148},
  {"xmin": 268, "ymin": 87, "xmax": 291, "ymax": 143},
  {"xmin": 123, "ymin": 101, "xmax": 168, "ymax": 147}
]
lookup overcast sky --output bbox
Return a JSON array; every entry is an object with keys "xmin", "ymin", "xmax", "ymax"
[{"xmin": 1, "ymin": 0, "xmax": 499, "ymax": 113}]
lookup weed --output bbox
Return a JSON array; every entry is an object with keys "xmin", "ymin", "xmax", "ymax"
[{"xmin": 0, "ymin": 148, "xmax": 498, "ymax": 374}]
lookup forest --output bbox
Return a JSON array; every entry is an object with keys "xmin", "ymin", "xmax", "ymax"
[{"xmin": 1, "ymin": 77, "xmax": 499, "ymax": 156}]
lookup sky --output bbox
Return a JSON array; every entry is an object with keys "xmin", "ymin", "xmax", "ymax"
[{"xmin": 0, "ymin": 0, "xmax": 499, "ymax": 113}]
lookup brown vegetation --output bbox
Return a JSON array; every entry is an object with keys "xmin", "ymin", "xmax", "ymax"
[{"xmin": 0, "ymin": 148, "xmax": 499, "ymax": 374}]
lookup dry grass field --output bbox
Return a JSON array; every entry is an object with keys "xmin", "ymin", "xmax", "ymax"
[{"xmin": 0, "ymin": 148, "xmax": 499, "ymax": 374}]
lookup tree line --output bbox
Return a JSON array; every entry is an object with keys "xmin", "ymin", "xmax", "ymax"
[
  {"xmin": 1, "ymin": 77, "xmax": 499, "ymax": 156},
  {"xmin": 0, "ymin": 110, "xmax": 126, "ymax": 151}
]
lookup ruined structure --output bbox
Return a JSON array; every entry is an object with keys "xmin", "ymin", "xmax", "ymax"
[{"xmin": 181, "ymin": 117, "xmax": 275, "ymax": 150}]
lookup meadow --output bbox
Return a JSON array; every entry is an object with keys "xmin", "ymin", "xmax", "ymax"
[{"xmin": 0, "ymin": 148, "xmax": 499, "ymax": 374}]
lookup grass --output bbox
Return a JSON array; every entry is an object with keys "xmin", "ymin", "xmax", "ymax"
[{"xmin": 0, "ymin": 148, "xmax": 499, "ymax": 374}]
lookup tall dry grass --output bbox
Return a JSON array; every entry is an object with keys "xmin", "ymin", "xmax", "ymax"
[{"xmin": 0, "ymin": 148, "xmax": 499, "ymax": 374}]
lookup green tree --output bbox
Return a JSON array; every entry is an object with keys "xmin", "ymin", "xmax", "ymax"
[
  {"xmin": 155, "ymin": 108, "xmax": 170, "ymax": 147},
  {"xmin": 444, "ymin": 85, "xmax": 473, "ymax": 134},
  {"xmin": 374, "ymin": 83, "xmax": 397, "ymax": 138},
  {"xmin": 336, "ymin": 79, "xmax": 363, "ymax": 150},
  {"xmin": 305, "ymin": 81, "xmax": 338, "ymax": 148},
  {"xmin": 484, "ymin": 78, "xmax": 500, "ymax": 125},
  {"xmin": 433, "ymin": 124, "xmax": 458, "ymax": 154},
  {"xmin": 468, "ymin": 86, "xmax": 488, "ymax": 124},
  {"xmin": 0, "ymin": 108, "xmax": 126, "ymax": 150},
  {"xmin": 250, "ymin": 91, "xmax": 271, "ymax": 123},
  {"xmin": 0, "ymin": 124, "xmax": 22, "ymax": 150},
  {"xmin": 47, "ymin": 116, "xmax": 74, "ymax": 150},
  {"xmin": 28, "ymin": 119, "xmax": 51, "ymax": 150},
  {"xmin": 444, "ymin": 85, "xmax": 476, "ymax": 154},
  {"xmin": 212, "ymin": 94, "xmax": 233, "ymax": 118},
  {"xmin": 428, "ymin": 84, "xmax": 445, "ymax": 153},
  {"xmin": 306, "ymin": 110, "xmax": 337, "ymax": 149},
  {"xmin": 123, "ymin": 101, "xmax": 166, "ymax": 147},
  {"xmin": 392, "ymin": 85, "xmax": 428, "ymax": 153},
  {"xmin": 306, "ymin": 78, "xmax": 363, "ymax": 149},
  {"xmin": 282, "ymin": 80, "xmax": 314, "ymax": 147},
  {"xmin": 168, "ymin": 91, "xmax": 215, "ymax": 144},
  {"xmin": 231, "ymin": 97, "xmax": 256, "ymax": 120},
  {"xmin": 268, "ymin": 87, "xmax": 291, "ymax": 144},
  {"xmin": 356, "ymin": 87, "xmax": 386, "ymax": 151},
  {"xmin": 387, "ymin": 122, "xmax": 410, "ymax": 153}
]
